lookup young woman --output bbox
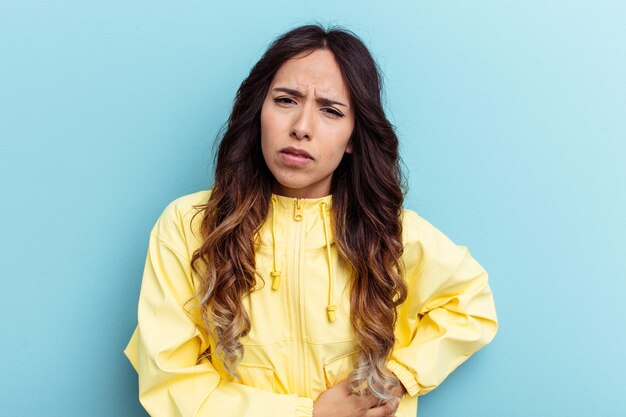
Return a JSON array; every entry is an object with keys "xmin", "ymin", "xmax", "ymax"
[{"xmin": 124, "ymin": 24, "xmax": 498, "ymax": 417}]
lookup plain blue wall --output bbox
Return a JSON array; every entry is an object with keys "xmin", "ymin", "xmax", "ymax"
[{"xmin": 1, "ymin": 1, "xmax": 625, "ymax": 416}]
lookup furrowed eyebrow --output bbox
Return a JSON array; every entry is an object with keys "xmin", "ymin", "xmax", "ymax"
[{"xmin": 272, "ymin": 87, "xmax": 348, "ymax": 108}]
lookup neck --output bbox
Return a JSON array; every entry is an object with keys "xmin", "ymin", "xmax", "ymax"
[{"xmin": 271, "ymin": 181, "xmax": 331, "ymax": 199}]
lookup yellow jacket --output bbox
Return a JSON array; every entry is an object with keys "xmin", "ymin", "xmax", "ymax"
[{"xmin": 124, "ymin": 189, "xmax": 498, "ymax": 417}]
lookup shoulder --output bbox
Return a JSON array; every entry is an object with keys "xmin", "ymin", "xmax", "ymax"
[
  {"xmin": 151, "ymin": 189, "xmax": 212, "ymax": 256},
  {"xmin": 400, "ymin": 208, "xmax": 453, "ymax": 245},
  {"xmin": 160, "ymin": 189, "xmax": 212, "ymax": 219},
  {"xmin": 400, "ymin": 208, "xmax": 468, "ymax": 270}
]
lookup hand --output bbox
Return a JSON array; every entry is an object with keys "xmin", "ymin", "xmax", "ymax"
[
  {"xmin": 312, "ymin": 374, "xmax": 406, "ymax": 417},
  {"xmin": 382, "ymin": 367, "xmax": 407, "ymax": 399},
  {"xmin": 376, "ymin": 368, "xmax": 407, "ymax": 416}
]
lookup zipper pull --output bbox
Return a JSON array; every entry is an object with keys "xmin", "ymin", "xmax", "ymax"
[{"xmin": 294, "ymin": 198, "xmax": 303, "ymax": 221}]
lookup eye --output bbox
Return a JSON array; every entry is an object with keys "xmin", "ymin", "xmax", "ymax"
[
  {"xmin": 273, "ymin": 97, "xmax": 296, "ymax": 105},
  {"xmin": 322, "ymin": 108, "xmax": 344, "ymax": 118}
]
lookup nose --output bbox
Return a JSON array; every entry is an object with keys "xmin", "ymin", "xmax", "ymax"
[{"xmin": 290, "ymin": 103, "xmax": 315, "ymax": 141}]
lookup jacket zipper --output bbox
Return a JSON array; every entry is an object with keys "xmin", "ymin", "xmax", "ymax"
[
  {"xmin": 294, "ymin": 198, "xmax": 303, "ymax": 221},
  {"xmin": 292, "ymin": 198, "xmax": 306, "ymax": 395}
]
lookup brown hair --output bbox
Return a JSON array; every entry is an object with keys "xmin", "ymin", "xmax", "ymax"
[{"xmin": 190, "ymin": 24, "xmax": 407, "ymax": 401}]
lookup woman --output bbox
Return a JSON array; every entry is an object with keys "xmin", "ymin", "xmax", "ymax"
[{"xmin": 124, "ymin": 24, "xmax": 498, "ymax": 417}]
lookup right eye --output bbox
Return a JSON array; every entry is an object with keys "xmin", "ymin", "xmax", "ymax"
[{"xmin": 273, "ymin": 97, "xmax": 296, "ymax": 105}]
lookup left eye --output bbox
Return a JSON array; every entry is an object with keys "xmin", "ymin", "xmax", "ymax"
[{"xmin": 323, "ymin": 108, "xmax": 343, "ymax": 117}]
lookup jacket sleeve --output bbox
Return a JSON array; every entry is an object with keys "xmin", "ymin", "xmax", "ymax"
[
  {"xmin": 386, "ymin": 210, "xmax": 498, "ymax": 397},
  {"xmin": 124, "ymin": 204, "xmax": 314, "ymax": 417}
]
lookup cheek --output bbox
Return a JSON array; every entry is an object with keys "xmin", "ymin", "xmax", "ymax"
[
  {"xmin": 260, "ymin": 106, "xmax": 274, "ymax": 151},
  {"xmin": 260, "ymin": 130, "xmax": 272, "ymax": 166},
  {"xmin": 260, "ymin": 107, "xmax": 283, "ymax": 146},
  {"xmin": 335, "ymin": 124, "xmax": 354, "ymax": 154}
]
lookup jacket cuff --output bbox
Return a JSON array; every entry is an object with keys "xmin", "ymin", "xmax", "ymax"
[
  {"xmin": 387, "ymin": 359, "xmax": 420, "ymax": 397},
  {"xmin": 295, "ymin": 396, "xmax": 314, "ymax": 417}
]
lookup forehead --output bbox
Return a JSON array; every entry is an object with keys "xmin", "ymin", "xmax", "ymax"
[{"xmin": 271, "ymin": 49, "xmax": 350, "ymax": 101}]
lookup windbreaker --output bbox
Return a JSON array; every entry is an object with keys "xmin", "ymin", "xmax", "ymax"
[{"xmin": 124, "ymin": 189, "xmax": 498, "ymax": 417}]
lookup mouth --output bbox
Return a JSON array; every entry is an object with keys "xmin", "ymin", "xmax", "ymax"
[{"xmin": 280, "ymin": 146, "xmax": 314, "ymax": 161}]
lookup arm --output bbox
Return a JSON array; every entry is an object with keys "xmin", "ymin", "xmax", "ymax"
[
  {"xmin": 124, "ymin": 204, "xmax": 313, "ymax": 417},
  {"xmin": 387, "ymin": 210, "xmax": 498, "ymax": 397}
]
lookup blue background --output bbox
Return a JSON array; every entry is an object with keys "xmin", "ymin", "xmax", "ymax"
[{"xmin": 1, "ymin": 1, "xmax": 625, "ymax": 416}]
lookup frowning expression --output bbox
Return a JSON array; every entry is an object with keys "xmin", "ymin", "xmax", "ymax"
[{"xmin": 260, "ymin": 48, "xmax": 355, "ymax": 198}]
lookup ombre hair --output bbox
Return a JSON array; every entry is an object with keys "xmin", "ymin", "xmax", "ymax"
[{"xmin": 190, "ymin": 24, "xmax": 407, "ymax": 401}]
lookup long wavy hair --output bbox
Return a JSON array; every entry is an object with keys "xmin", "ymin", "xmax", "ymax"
[{"xmin": 190, "ymin": 24, "xmax": 407, "ymax": 401}]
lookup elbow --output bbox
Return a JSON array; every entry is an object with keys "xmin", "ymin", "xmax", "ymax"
[{"xmin": 478, "ymin": 314, "xmax": 498, "ymax": 347}]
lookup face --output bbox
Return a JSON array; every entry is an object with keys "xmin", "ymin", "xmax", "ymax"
[{"xmin": 260, "ymin": 48, "xmax": 355, "ymax": 198}]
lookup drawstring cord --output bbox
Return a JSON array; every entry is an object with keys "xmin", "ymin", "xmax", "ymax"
[
  {"xmin": 270, "ymin": 195, "xmax": 281, "ymax": 290},
  {"xmin": 320, "ymin": 202, "xmax": 337, "ymax": 323}
]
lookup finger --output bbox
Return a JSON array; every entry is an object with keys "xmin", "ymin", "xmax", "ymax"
[
  {"xmin": 365, "ymin": 402, "xmax": 396, "ymax": 417},
  {"xmin": 389, "ymin": 397, "xmax": 401, "ymax": 413},
  {"xmin": 382, "ymin": 398, "xmax": 400, "ymax": 416},
  {"xmin": 359, "ymin": 393, "xmax": 384, "ymax": 408}
]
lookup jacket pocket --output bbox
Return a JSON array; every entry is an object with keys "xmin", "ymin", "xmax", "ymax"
[
  {"xmin": 235, "ymin": 362, "xmax": 276, "ymax": 392},
  {"xmin": 323, "ymin": 350, "xmax": 359, "ymax": 388}
]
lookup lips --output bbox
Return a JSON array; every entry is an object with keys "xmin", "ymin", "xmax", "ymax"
[{"xmin": 280, "ymin": 146, "xmax": 314, "ymax": 160}]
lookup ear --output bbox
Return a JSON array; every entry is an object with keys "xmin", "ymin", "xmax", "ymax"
[{"xmin": 345, "ymin": 141, "xmax": 353, "ymax": 154}]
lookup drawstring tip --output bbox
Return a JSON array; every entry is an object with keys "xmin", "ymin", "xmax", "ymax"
[
  {"xmin": 326, "ymin": 305, "xmax": 337, "ymax": 322},
  {"xmin": 271, "ymin": 271, "xmax": 281, "ymax": 290}
]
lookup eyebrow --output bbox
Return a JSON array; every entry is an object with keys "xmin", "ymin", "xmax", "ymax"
[{"xmin": 272, "ymin": 87, "xmax": 348, "ymax": 108}]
